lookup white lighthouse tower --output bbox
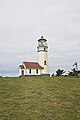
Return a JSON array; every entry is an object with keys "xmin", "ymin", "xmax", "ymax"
[{"xmin": 37, "ymin": 36, "xmax": 50, "ymax": 76}]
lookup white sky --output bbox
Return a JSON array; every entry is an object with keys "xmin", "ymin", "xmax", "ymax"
[{"xmin": 0, "ymin": 0, "xmax": 80, "ymax": 75}]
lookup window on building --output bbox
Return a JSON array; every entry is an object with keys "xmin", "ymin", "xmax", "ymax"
[
  {"xmin": 44, "ymin": 61, "xmax": 47, "ymax": 65},
  {"xmin": 29, "ymin": 69, "xmax": 31, "ymax": 74},
  {"xmin": 36, "ymin": 69, "xmax": 38, "ymax": 74}
]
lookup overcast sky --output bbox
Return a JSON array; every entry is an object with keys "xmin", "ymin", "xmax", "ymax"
[{"xmin": 0, "ymin": 0, "xmax": 80, "ymax": 75}]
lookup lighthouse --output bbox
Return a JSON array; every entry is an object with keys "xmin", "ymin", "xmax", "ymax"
[
  {"xmin": 19, "ymin": 36, "xmax": 50, "ymax": 76},
  {"xmin": 37, "ymin": 36, "xmax": 50, "ymax": 76}
]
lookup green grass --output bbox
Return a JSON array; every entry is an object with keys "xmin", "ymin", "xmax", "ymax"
[{"xmin": 0, "ymin": 76, "xmax": 80, "ymax": 120}]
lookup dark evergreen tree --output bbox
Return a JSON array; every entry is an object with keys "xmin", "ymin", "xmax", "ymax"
[{"xmin": 56, "ymin": 69, "xmax": 65, "ymax": 76}]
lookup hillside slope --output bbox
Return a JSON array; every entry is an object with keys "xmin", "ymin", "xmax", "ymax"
[{"xmin": 0, "ymin": 77, "xmax": 80, "ymax": 120}]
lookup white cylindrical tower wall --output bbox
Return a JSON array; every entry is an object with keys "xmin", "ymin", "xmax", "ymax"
[{"xmin": 38, "ymin": 51, "xmax": 49, "ymax": 74}]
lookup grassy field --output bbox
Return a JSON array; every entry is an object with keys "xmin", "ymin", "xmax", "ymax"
[{"xmin": 0, "ymin": 76, "xmax": 80, "ymax": 120}]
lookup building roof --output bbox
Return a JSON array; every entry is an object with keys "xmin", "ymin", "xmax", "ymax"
[
  {"xmin": 23, "ymin": 62, "xmax": 44, "ymax": 69},
  {"xmin": 19, "ymin": 65, "xmax": 24, "ymax": 69},
  {"xmin": 38, "ymin": 36, "xmax": 47, "ymax": 41}
]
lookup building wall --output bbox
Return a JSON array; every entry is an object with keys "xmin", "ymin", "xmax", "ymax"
[
  {"xmin": 19, "ymin": 68, "xmax": 22, "ymax": 76},
  {"xmin": 38, "ymin": 51, "xmax": 49, "ymax": 74},
  {"xmin": 19, "ymin": 68, "xmax": 24, "ymax": 76},
  {"xmin": 19, "ymin": 68, "xmax": 42, "ymax": 76},
  {"xmin": 26, "ymin": 69, "xmax": 41, "ymax": 75}
]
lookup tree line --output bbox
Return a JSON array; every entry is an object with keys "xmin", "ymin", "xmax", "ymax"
[{"xmin": 52, "ymin": 62, "xmax": 80, "ymax": 77}]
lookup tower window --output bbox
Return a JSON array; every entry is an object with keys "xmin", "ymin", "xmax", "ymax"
[
  {"xmin": 36, "ymin": 69, "xmax": 38, "ymax": 74},
  {"xmin": 29, "ymin": 69, "xmax": 31, "ymax": 74},
  {"xmin": 44, "ymin": 61, "xmax": 47, "ymax": 65}
]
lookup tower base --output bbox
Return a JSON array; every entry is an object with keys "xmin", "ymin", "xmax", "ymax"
[{"xmin": 41, "ymin": 74, "xmax": 50, "ymax": 76}]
